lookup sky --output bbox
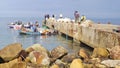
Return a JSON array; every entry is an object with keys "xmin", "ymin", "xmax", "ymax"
[{"xmin": 0, "ymin": 0, "xmax": 120, "ymax": 19}]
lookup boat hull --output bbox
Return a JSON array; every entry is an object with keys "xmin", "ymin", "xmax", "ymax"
[{"xmin": 19, "ymin": 31, "xmax": 41, "ymax": 35}]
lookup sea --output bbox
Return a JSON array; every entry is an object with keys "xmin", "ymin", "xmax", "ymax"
[{"xmin": 0, "ymin": 17, "xmax": 119, "ymax": 52}]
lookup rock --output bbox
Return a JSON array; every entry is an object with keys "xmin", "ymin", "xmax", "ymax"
[
  {"xmin": 26, "ymin": 44, "xmax": 50, "ymax": 65},
  {"xmin": 101, "ymin": 59, "xmax": 120, "ymax": 67},
  {"xmin": 95, "ymin": 63, "xmax": 107, "ymax": 68},
  {"xmin": 50, "ymin": 46, "xmax": 68, "ymax": 61},
  {"xmin": 84, "ymin": 62, "xmax": 107, "ymax": 68},
  {"xmin": 50, "ymin": 64, "xmax": 59, "ymax": 68},
  {"xmin": 110, "ymin": 45, "xmax": 120, "ymax": 60},
  {"xmin": 70, "ymin": 59, "xmax": 84, "ymax": 68},
  {"xmin": 26, "ymin": 44, "xmax": 49, "ymax": 56},
  {"xmin": 25, "ymin": 57, "xmax": 30, "ymax": 63},
  {"xmin": 18, "ymin": 50, "xmax": 29, "ymax": 61},
  {"xmin": 0, "ymin": 63, "xmax": 9, "ymax": 68},
  {"xmin": 89, "ymin": 58, "xmax": 101, "ymax": 64},
  {"xmin": 0, "ymin": 59, "xmax": 26, "ymax": 68},
  {"xmin": 83, "ymin": 64, "xmax": 93, "ymax": 68},
  {"xmin": 91, "ymin": 47, "xmax": 109, "ymax": 58},
  {"xmin": 79, "ymin": 48, "xmax": 89, "ymax": 61},
  {"xmin": 28, "ymin": 51, "xmax": 50, "ymax": 65},
  {"xmin": 9, "ymin": 59, "xmax": 26, "ymax": 68},
  {"xmin": 61, "ymin": 53, "xmax": 76, "ymax": 63},
  {"xmin": 26, "ymin": 63, "xmax": 49, "ymax": 68},
  {"xmin": 0, "ymin": 43, "xmax": 23, "ymax": 61},
  {"xmin": 55, "ymin": 59, "xmax": 64, "ymax": 65},
  {"xmin": 26, "ymin": 44, "xmax": 47, "ymax": 52},
  {"xmin": 115, "ymin": 65, "xmax": 120, "ymax": 68},
  {"xmin": 54, "ymin": 59, "xmax": 71, "ymax": 68},
  {"xmin": 0, "ymin": 57, "xmax": 5, "ymax": 63},
  {"xmin": 55, "ymin": 59, "xmax": 66, "ymax": 68}
]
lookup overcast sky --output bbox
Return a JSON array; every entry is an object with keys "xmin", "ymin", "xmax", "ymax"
[{"xmin": 0, "ymin": 0, "xmax": 120, "ymax": 19}]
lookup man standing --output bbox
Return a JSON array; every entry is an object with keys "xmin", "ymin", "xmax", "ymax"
[{"xmin": 74, "ymin": 11, "xmax": 80, "ymax": 23}]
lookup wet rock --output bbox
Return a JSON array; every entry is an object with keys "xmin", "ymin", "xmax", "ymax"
[
  {"xmin": 101, "ymin": 59, "xmax": 120, "ymax": 67},
  {"xmin": 0, "ymin": 43, "xmax": 23, "ymax": 61},
  {"xmin": 110, "ymin": 45, "xmax": 120, "ymax": 60},
  {"xmin": 0, "ymin": 59, "xmax": 26, "ymax": 68},
  {"xmin": 91, "ymin": 47, "xmax": 109, "ymax": 58},
  {"xmin": 70, "ymin": 59, "xmax": 84, "ymax": 68},
  {"xmin": 50, "ymin": 46, "xmax": 68, "ymax": 62},
  {"xmin": 28, "ymin": 51, "xmax": 50, "ymax": 65},
  {"xmin": 79, "ymin": 48, "xmax": 89, "ymax": 61},
  {"xmin": 61, "ymin": 53, "xmax": 77, "ymax": 63}
]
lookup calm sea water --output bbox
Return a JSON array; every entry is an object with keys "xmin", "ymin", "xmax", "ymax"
[
  {"xmin": 90, "ymin": 18, "xmax": 120, "ymax": 25},
  {"xmin": 0, "ymin": 17, "xmax": 119, "ymax": 52},
  {"xmin": 0, "ymin": 17, "xmax": 81, "ymax": 52}
]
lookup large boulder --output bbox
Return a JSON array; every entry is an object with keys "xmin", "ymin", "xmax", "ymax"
[
  {"xmin": 28, "ymin": 51, "xmax": 50, "ymax": 65},
  {"xmin": 70, "ymin": 59, "xmax": 84, "ymax": 68},
  {"xmin": 26, "ymin": 44, "xmax": 49, "ymax": 55},
  {"xmin": 50, "ymin": 46, "xmax": 68, "ymax": 62},
  {"xmin": 109, "ymin": 45, "xmax": 120, "ymax": 60},
  {"xmin": 25, "ymin": 44, "xmax": 50, "ymax": 66},
  {"xmin": 26, "ymin": 44, "xmax": 47, "ymax": 52},
  {"xmin": 0, "ymin": 43, "xmax": 23, "ymax": 61},
  {"xmin": 91, "ymin": 47, "xmax": 109, "ymax": 58}
]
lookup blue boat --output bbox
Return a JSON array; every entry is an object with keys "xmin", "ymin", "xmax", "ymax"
[
  {"xmin": 19, "ymin": 31, "xmax": 41, "ymax": 35},
  {"xmin": 18, "ymin": 30, "xmax": 49, "ymax": 35}
]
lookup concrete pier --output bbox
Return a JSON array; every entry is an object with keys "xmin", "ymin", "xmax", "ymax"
[{"xmin": 45, "ymin": 18, "xmax": 120, "ymax": 49}]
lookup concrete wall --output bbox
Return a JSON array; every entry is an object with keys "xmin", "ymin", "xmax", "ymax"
[{"xmin": 45, "ymin": 18, "xmax": 120, "ymax": 49}]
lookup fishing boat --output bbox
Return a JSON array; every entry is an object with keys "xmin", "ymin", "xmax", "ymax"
[
  {"xmin": 8, "ymin": 24, "xmax": 14, "ymax": 28},
  {"xmin": 19, "ymin": 30, "xmax": 49, "ymax": 35},
  {"xmin": 19, "ymin": 30, "xmax": 40, "ymax": 35},
  {"xmin": 18, "ymin": 27, "xmax": 50, "ymax": 35},
  {"xmin": 19, "ymin": 24, "xmax": 57, "ymax": 35}
]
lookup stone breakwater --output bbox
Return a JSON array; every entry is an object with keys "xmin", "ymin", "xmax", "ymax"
[
  {"xmin": 0, "ymin": 43, "xmax": 120, "ymax": 68},
  {"xmin": 44, "ymin": 18, "xmax": 120, "ymax": 49}
]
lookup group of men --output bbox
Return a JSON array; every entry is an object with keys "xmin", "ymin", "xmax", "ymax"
[
  {"xmin": 20, "ymin": 21, "xmax": 40, "ymax": 32},
  {"xmin": 43, "ymin": 11, "xmax": 86, "ymax": 24}
]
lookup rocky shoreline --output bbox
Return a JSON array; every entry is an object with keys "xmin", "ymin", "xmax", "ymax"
[{"xmin": 0, "ymin": 43, "xmax": 120, "ymax": 68}]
